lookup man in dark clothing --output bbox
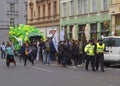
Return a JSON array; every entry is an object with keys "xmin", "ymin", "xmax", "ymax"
[
  {"xmin": 38, "ymin": 41, "xmax": 44, "ymax": 61},
  {"xmin": 57, "ymin": 41, "xmax": 63, "ymax": 64},
  {"xmin": 71, "ymin": 41, "xmax": 80, "ymax": 66},
  {"xmin": 61, "ymin": 41, "xmax": 70, "ymax": 67},
  {"xmin": 19, "ymin": 43, "xmax": 26, "ymax": 61},
  {"xmin": 49, "ymin": 40, "xmax": 56, "ymax": 61},
  {"xmin": 95, "ymin": 39, "xmax": 105, "ymax": 72}
]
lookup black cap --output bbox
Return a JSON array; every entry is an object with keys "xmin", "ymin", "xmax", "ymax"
[{"xmin": 89, "ymin": 39, "xmax": 94, "ymax": 43}]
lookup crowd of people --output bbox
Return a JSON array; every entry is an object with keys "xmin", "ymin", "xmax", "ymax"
[{"xmin": 0, "ymin": 38, "xmax": 105, "ymax": 72}]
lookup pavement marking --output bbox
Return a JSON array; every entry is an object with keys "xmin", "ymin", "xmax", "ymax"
[{"xmin": 17, "ymin": 63, "xmax": 52, "ymax": 73}]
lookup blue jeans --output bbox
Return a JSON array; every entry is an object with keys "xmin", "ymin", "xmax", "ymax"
[
  {"xmin": 43, "ymin": 52, "xmax": 50, "ymax": 64},
  {"xmin": 1, "ymin": 50, "xmax": 6, "ymax": 59}
]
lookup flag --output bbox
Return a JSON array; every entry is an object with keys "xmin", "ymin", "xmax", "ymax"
[
  {"xmin": 13, "ymin": 36, "xmax": 23, "ymax": 46},
  {"xmin": 85, "ymin": 24, "xmax": 91, "ymax": 41},
  {"xmin": 72, "ymin": 25, "xmax": 78, "ymax": 40},
  {"xmin": 52, "ymin": 31, "xmax": 58, "ymax": 52},
  {"xmin": 60, "ymin": 27, "xmax": 65, "ymax": 41}
]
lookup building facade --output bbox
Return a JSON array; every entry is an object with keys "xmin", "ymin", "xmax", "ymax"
[
  {"xmin": 109, "ymin": 0, "xmax": 120, "ymax": 36},
  {"xmin": 27, "ymin": 0, "xmax": 60, "ymax": 38},
  {"xmin": 0, "ymin": 0, "xmax": 28, "ymax": 42},
  {"xmin": 60, "ymin": 0, "xmax": 111, "ymax": 41}
]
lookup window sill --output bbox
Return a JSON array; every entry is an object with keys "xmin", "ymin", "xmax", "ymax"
[
  {"xmin": 100, "ymin": 10, "xmax": 109, "ymax": 13},
  {"xmin": 69, "ymin": 15, "xmax": 74, "ymax": 18},
  {"xmin": 76, "ymin": 13, "xmax": 88, "ymax": 16},
  {"xmin": 89, "ymin": 12, "xmax": 97, "ymax": 14},
  {"xmin": 61, "ymin": 17, "xmax": 67, "ymax": 19}
]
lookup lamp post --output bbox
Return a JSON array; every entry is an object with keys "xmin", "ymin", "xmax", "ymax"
[{"xmin": 52, "ymin": 0, "xmax": 54, "ymax": 34}]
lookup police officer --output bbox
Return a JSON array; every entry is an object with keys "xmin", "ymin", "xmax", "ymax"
[
  {"xmin": 95, "ymin": 39, "xmax": 105, "ymax": 72},
  {"xmin": 84, "ymin": 39, "xmax": 95, "ymax": 71}
]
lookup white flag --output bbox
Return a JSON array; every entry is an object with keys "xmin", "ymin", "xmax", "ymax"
[
  {"xmin": 85, "ymin": 24, "xmax": 90, "ymax": 42},
  {"xmin": 72, "ymin": 25, "xmax": 78, "ymax": 40},
  {"xmin": 60, "ymin": 27, "xmax": 65, "ymax": 41},
  {"xmin": 52, "ymin": 31, "xmax": 58, "ymax": 52},
  {"xmin": 13, "ymin": 36, "xmax": 23, "ymax": 46}
]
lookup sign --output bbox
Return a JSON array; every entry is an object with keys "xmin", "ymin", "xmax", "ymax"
[{"xmin": 47, "ymin": 28, "xmax": 57, "ymax": 37}]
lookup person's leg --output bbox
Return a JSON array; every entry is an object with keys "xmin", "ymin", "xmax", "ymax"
[
  {"xmin": 78, "ymin": 54, "xmax": 82, "ymax": 66},
  {"xmin": 24, "ymin": 56, "xmax": 27, "ymax": 66},
  {"xmin": 43, "ymin": 52, "xmax": 47, "ymax": 64},
  {"xmin": 3, "ymin": 51, "xmax": 6, "ymax": 59},
  {"xmin": 1, "ymin": 50, "xmax": 3, "ymax": 59},
  {"xmin": 6, "ymin": 55, "xmax": 10, "ymax": 67},
  {"xmin": 96, "ymin": 55, "xmax": 100, "ymax": 71},
  {"xmin": 47, "ymin": 53, "xmax": 50, "ymax": 64},
  {"xmin": 91, "ymin": 56, "xmax": 95, "ymax": 71},
  {"xmin": 86, "ymin": 57, "xmax": 90, "ymax": 71},
  {"xmin": 100, "ymin": 54, "xmax": 104, "ymax": 72}
]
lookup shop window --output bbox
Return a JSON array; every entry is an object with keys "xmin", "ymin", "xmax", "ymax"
[
  {"xmin": 69, "ymin": 25, "xmax": 73, "ymax": 40},
  {"xmin": 101, "ymin": 22, "xmax": 109, "ymax": 36},
  {"xmin": 90, "ymin": 23, "xmax": 97, "ymax": 41},
  {"xmin": 78, "ymin": 24, "xmax": 86, "ymax": 41}
]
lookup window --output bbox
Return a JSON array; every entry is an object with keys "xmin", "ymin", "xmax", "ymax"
[
  {"xmin": 83, "ymin": 0, "xmax": 87, "ymax": 13},
  {"xmin": 78, "ymin": 0, "xmax": 82, "ymax": 14},
  {"xmin": 103, "ymin": 38, "xmax": 120, "ymax": 47},
  {"xmin": 10, "ymin": 18, "xmax": 15, "ymax": 26},
  {"xmin": 10, "ymin": 3, "xmax": 15, "ymax": 12},
  {"xmin": 48, "ymin": 3, "xmax": 51, "ymax": 17},
  {"xmin": 90, "ymin": 23, "xmax": 97, "ymax": 40},
  {"xmin": 91, "ymin": 0, "xmax": 97, "ymax": 12},
  {"xmin": 70, "ymin": 1, "xmax": 74, "ymax": 16},
  {"xmin": 78, "ymin": 24, "xmax": 86, "ymax": 41},
  {"xmin": 62, "ymin": 3, "xmax": 67, "ymax": 17},
  {"xmin": 101, "ymin": 0, "xmax": 108, "ymax": 11},
  {"xmin": 54, "ymin": 1, "xmax": 57, "ymax": 15},
  {"xmin": 34, "ymin": 10, "xmax": 36, "ymax": 17},
  {"xmin": 43, "ymin": 4, "xmax": 45, "ymax": 17},
  {"xmin": 31, "ymin": 8, "xmax": 33, "ymax": 19},
  {"xmin": 38, "ymin": 6, "xmax": 40, "ymax": 18}
]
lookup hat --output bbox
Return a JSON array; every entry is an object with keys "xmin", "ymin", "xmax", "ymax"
[
  {"xmin": 89, "ymin": 39, "xmax": 94, "ymax": 43},
  {"xmin": 99, "ymin": 38, "xmax": 103, "ymax": 42}
]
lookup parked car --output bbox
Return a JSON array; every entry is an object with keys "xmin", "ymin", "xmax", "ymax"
[{"xmin": 103, "ymin": 36, "xmax": 120, "ymax": 67}]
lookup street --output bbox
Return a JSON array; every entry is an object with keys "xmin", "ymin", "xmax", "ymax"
[{"xmin": 0, "ymin": 57, "xmax": 120, "ymax": 86}]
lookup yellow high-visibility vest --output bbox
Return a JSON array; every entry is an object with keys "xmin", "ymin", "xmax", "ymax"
[
  {"xmin": 96, "ymin": 43, "xmax": 105, "ymax": 53},
  {"xmin": 84, "ymin": 44, "xmax": 95, "ymax": 56}
]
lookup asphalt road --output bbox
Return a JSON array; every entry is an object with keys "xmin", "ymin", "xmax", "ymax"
[{"xmin": 0, "ymin": 58, "xmax": 120, "ymax": 86}]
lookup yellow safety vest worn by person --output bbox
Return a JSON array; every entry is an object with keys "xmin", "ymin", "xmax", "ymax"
[
  {"xmin": 84, "ymin": 44, "xmax": 95, "ymax": 56},
  {"xmin": 96, "ymin": 43, "xmax": 105, "ymax": 54}
]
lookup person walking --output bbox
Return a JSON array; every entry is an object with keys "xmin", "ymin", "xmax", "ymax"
[
  {"xmin": 43, "ymin": 41, "xmax": 50, "ymax": 65},
  {"xmin": 0, "ymin": 42, "xmax": 6, "ymax": 59},
  {"xmin": 24, "ymin": 42, "xmax": 34, "ymax": 66},
  {"xmin": 95, "ymin": 39, "xmax": 105, "ymax": 72},
  {"xmin": 84, "ymin": 39, "xmax": 95, "ymax": 71},
  {"xmin": 61, "ymin": 41, "xmax": 70, "ymax": 67},
  {"xmin": 71, "ymin": 41, "xmax": 79, "ymax": 67},
  {"xmin": 6, "ymin": 42, "xmax": 16, "ymax": 67}
]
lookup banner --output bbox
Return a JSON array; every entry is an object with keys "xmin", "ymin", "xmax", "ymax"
[
  {"xmin": 60, "ymin": 27, "xmax": 65, "ymax": 41},
  {"xmin": 13, "ymin": 36, "xmax": 23, "ymax": 46},
  {"xmin": 52, "ymin": 31, "xmax": 58, "ymax": 52},
  {"xmin": 85, "ymin": 24, "xmax": 90, "ymax": 41},
  {"xmin": 72, "ymin": 25, "xmax": 78, "ymax": 40}
]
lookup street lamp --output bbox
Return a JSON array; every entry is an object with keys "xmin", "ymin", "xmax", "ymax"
[{"xmin": 52, "ymin": 0, "xmax": 54, "ymax": 32}]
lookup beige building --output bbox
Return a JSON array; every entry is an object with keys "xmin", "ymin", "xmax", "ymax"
[
  {"xmin": 109, "ymin": 0, "xmax": 120, "ymax": 36},
  {"xmin": 27, "ymin": 0, "xmax": 60, "ymax": 38}
]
